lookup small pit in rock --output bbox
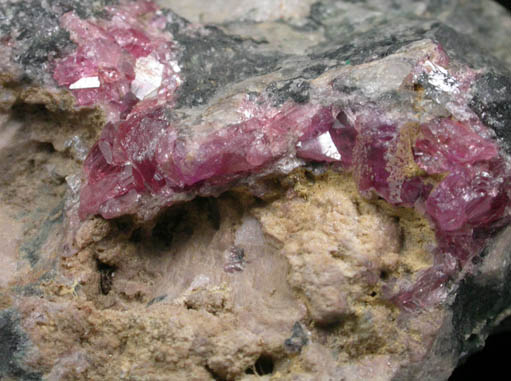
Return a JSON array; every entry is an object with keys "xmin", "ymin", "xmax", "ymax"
[
  {"xmin": 151, "ymin": 205, "xmax": 188, "ymax": 247},
  {"xmin": 245, "ymin": 354, "xmax": 275, "ymax": 376},
  {"xmin": 96, "ymin": 260, "xmax": 116, "ymax": 295}
]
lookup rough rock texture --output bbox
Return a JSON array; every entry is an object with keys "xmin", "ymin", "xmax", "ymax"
[{"xmin": 1, "ymin": 0, "xmax": 511, "ymax": 380}]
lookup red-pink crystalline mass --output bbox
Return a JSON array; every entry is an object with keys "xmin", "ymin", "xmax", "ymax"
[
  {"xmin": 416, "ymin": 119, "xmax": 508, "ymax": 245},
  {"xmin": 53, "ymin": 1, "xmax": 179, "ymax": 122},
  {"xmin": 79, "ymin": 103, "xmax": 339, "ymax": 219},
  {"xmin": 395, "ymin": 118, "xmax": 510, "ymax": 310},
  {"xmin": 54, "ymin": 0, "xmax": 511, "ymax": 311},
  {"xmin": 296, "ymin": 110, "xmax": 357, "ymax": 165}
]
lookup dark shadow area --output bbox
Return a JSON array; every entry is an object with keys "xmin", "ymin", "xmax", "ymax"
[
  {"xmin": 96, "ymin": 259, "xmax": 116, "ymax": 295},
  {"xmin": 496, "ymin": 0, "xmax": 511, "ymax": 12},
  {"xmin": 450, "ymin": 330, "xmax": 511, "ymax": 380},
  {"xmin": 245, "ymin": 355, "xmax": 275, "ymax": 376}
]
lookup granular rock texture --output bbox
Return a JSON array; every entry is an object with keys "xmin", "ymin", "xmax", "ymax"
[{"xmin": 1, "ymin": 0, "xmax": 511, "ymax": 380}]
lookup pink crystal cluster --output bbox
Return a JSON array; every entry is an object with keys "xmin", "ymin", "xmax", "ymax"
[
  {"xmin": 53, "ymin": 0, "xmax": 179, "ymax": 122},
  {"xmin": 418, "ymin": 119, "xmax": 507, "ymax": 246},
  {"xmin": 79, "ymin": 102, "xmax": 341, "ymax": 218},
  {"xmin": 396, "ymin": 118, "xmax": 509, "ymax": 309},
  {"xmin": 393, "ymin": 117, "xmax": 510, "ymax": 308},
  {"xmin": 353, "ymin": 115, "xmax": 509, "ymax": 263},
  {"xmin": 54, "ymin": 1, "xmax": 511, "ymax": 310}
]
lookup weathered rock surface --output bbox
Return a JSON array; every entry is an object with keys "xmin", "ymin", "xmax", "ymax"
[{"xmin": 1, "ymin": 0, "xmax": 511, "ymax": 380}]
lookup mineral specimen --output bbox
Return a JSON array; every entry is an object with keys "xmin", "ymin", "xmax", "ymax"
[{"xmin": 1, "ymin": 0, "xmax": 511, "ymax": 380}]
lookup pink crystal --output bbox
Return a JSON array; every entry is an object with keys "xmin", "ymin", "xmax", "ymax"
[
  {"xmin": 400, "ymin": 178, "xmax": 432, "ymax": 206},
  {"xmin": 53, "ymin": 2, "xmax": 179, "ymax": 122},
  {"xmin": 394, "ymin": 118, "xmax": 511, "ymax": 310},
  {"xmin": 355, "ymin": 120, "xmax": 397, "ymax": 201},
  {"xmin": 394, "ymin": 252, "xmax": 458, "ymax": 310},
  {"xmin": 416, "ymin": 118, "xmax": 508, "ymax": 260},
  {"xmin": 109, "ymin": 28, "xmax": 152, "ymax": 58},
  {"xmin": 329, "ymin": 111, "xmax": 358, "ymax": 168},
  {"xmin": 296, "ymin": 110, "xmax": 358, "ymax": 166},
  {"xmin": 414, "ymin": 118, "xmax": 498, "ymax": 174},
  {"xmin": 79, "ymin": 103, "xmax": 335, "ymax": 219}
]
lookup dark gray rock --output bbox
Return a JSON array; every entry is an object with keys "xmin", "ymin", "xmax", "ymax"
[
  {"xmin": 0, "ymin": 310, "xmax": 41, "ymax": 381},
  {"xmin": 470, "ymin": 73, "xmax": 511, "ymax": 145}
]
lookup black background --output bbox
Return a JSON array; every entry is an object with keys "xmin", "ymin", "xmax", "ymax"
[
  {"xmin": 450, "ymin": 332, "xmax": 511, "ymax": 380},
  {"xmin": 497, "ymin": 0, "xmax": 511, "ymax": 11}
]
